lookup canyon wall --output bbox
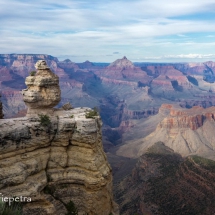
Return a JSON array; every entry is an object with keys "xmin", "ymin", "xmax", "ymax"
[
  {"xmin": 3, "ymin": 54, "xmax": 215, "ymax": 150},
  {"xmin": 117, "ymin": 104, "xmax": 215, "ymax": 160}
]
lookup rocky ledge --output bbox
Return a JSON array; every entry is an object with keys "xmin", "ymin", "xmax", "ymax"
[{"xmin": 0, "ymin": 108, "xmax": 117, "ymax": 215}]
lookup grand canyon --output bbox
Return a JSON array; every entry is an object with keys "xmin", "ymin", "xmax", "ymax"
[{"xmin": 1, "ymin": 54, "xmax": 215, "ymax": 214}]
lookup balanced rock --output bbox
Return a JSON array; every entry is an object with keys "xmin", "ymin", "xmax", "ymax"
[{"xmin": 22, "ymin": 60, "xmax": 61, "ymax": 115}]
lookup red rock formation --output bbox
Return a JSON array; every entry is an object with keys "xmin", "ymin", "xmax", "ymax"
[
  {"xmin": 3, "ymin": 54, "xmax": 215, "ymax": 151},
  {"xmin": 57, "ymin": 59, "xmax": 80, "ymax": 73},
  {"xmin": 0, "ymin": 54, "xmax": 59, "ymax": 78},
  {"xmin": 179, "ymin": 98, "xmax": 215, "ymax": 109},
  {"xmin": 118, "ymin": 120, "xmax": 135, "ymax": 133},
  {"xmin": 1, "ymin": 90, "xmax": 26, "ymax": 118},
  {"xmin": 100, "ymin": 77, "xmax": 138, "ymax": 87},
  {"xmin": 158, "ymin": 105, "xmax": 215, "ymax": 130},
  {"xmin": 151, "ymin": 66, "xmax": 190, "ymax": 92},
  {"xmin": 0, "ymin": 67, "xmax": 13, "ymax": 81},
  {"xmin": 101, "ymin": 56, "xmax": 152, "ymax": 84},
  {"xmin": 117, "ymin": 104, "xmax": 215, "ymax": 159}
]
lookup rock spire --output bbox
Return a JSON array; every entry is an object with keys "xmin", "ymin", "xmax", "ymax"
[{"xmin": 22, "ymin": 60, "xmax": 61, "ymax": 115}]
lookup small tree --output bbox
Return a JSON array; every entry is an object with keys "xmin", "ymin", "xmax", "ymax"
[
  {"xmin": 30, "ymin": 71, "xmax": 36, "ymax": 76},
  {"xmin": 85, "ymin": 107, "xmax": 99, "ymax": 119},
  {"xmin": 38, "ymin": 114, "xmax": 51, "ymax": 127}
]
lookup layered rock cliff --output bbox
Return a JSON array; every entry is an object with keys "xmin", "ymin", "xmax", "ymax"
[
  {"xmin": 101, "ymin": 56, "xmax": 152, "ymax": 85},
  {"xmin": 117, "ymin": 104, "xmax": 215, "ymax": 160},
  {"xmin": 0, "ymin": 61, "xmax": 118, "ymax": 215}
]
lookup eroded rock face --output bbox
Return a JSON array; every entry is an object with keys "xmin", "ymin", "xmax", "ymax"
[
  {"xmin": 22, "ymin": 60, "xmax": 61, "ymax": 115},
  {"xmin": 101, "ymin": 56, "xmax": 152, "ymax": 84},
  {"xmin": 0, "ymin": 108, "xmax": 118, "ymax": 215},
  {"xmin": 117, "ymin": 104, "xmax": 215, "ymax": 160}
]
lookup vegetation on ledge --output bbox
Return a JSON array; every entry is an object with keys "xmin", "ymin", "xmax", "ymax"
[
  {"xmin": 38, "ymin": 114, "xmax": 51, "ymax": 127},
  {"xmin": 85, "ymin": 107, "xmax": 99, "ymax": 119},
  {"xmin": 29, "ymin": 71, "xmax": 36, "ymax": 76}
]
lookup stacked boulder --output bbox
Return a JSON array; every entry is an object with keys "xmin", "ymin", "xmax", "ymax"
[{"xmin": 22, "ymin": 60, "xmax": 61, "ymax": 116}]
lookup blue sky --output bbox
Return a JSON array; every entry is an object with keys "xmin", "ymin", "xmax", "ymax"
[{"xmin": 1, "ymin": 0, "xmax": 215, "ymax": 62}]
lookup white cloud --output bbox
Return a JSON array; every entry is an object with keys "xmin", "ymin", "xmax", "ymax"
[
  {"xmin": 1, "ymin": 0, "xmax": 215, "ymax": 62},
  {"xmin": 164, "ymin": 54, "xmax": 215, "ymax": 59}
]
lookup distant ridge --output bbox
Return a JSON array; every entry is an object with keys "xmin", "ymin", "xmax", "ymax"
[{"xmin": 108, "ymin": 56, "xmax": 135, "ymax": 69}]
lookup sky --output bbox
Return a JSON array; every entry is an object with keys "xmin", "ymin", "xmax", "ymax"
[{"xmin": 1, "ymin": 0, "xmax": 215, "ymax": 62}]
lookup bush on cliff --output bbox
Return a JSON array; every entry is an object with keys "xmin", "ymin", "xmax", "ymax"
[
  {"xmin": 38, "ymin": 114, "xmax": 51, "ymax": 127},
  {"xmin": 29, "ymin": 71, "xmax": 36, "ymax": 76},
  {"xmin": 85, "ymin": 107, "xmax": 99, "ymax": 119},
  {"xmin": 0, "ymin": 199, "xmax": 22, "ymax": 215}
]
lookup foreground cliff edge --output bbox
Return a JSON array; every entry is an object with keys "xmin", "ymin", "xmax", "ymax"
[{"xmin": 0, "ymin": 60, "xmax": 118, "ymax": 215}]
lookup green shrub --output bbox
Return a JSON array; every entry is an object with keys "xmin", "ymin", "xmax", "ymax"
[
  {"xmin": 85, "ymin": 107, "xmax": 99, "ymax": 119},
  {"xmin": 191, "ymin": 155, "xmax": 215, "ymax": 171},
  {"xmin": 70, "ymin": 115, "xmax": 74, "ymax": 118},
  {"xmin": 38, "ymin": 114, "xmax": 51, "ymax": 127},
  {"xmin": 0, "ymin": 199, "xmax": 22, "ymax": 215},
  {"xmin": 30, "ymin": 71, "xmax": 36, "ymax": 76}
]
